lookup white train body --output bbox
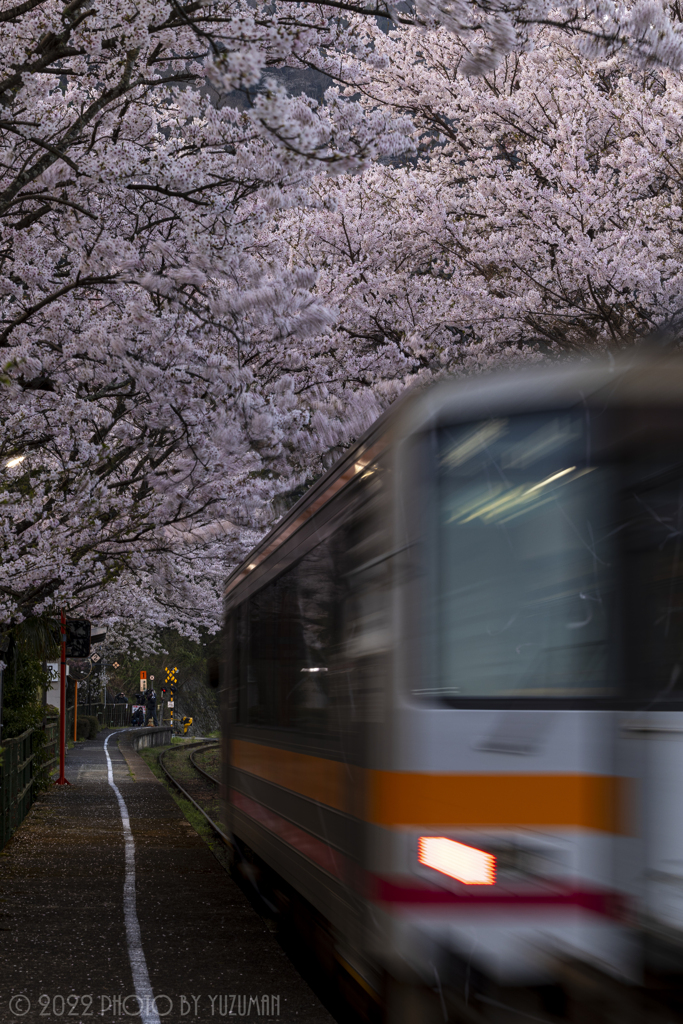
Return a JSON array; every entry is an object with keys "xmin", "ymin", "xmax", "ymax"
[{"xmin": 223, "ymin": 354, "xmax": 683, "ymax": 1018}]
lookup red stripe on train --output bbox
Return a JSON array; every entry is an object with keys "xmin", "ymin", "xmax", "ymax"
[
  {"xmin": 370, "ymin": 877, "xmax": 625, "ymax": 917},
  {"xmin": 230, "ymin": 789, "xmax": 349, "ymax": 880},
  {"xmin": 229, "ymin": 789, "xmax": 623, "ymax": 918}
]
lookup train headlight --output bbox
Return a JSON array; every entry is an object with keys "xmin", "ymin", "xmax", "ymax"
[{"xmin": 418, "ymin": 837, "xmax": 496, "ymax": 886}]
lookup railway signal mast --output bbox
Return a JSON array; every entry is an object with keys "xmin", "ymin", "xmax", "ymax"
[{"xmin": 164, "ymin": 666, "xmax": 178, "ymax": 732}]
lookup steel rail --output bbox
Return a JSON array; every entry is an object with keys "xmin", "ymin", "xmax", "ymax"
[
  {"xmin": 158, "ymin": 742, "xmax": 230, "ymax": 847},
  {"xmin": 189, "ymin": 742, "xmax": 220, "ymax": 785}
]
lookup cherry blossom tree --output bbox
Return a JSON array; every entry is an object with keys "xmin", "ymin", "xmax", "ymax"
[
  {"xmin": 276, "ymin": 27, "xmax": 683, "ymax": 371},
  {"xmin": 0, "ymin": 0, "xmax": 414, "ymax": 632},
  {"xmin": 3, "ymin": 0, "xmax": 683, "ymax": 639}
]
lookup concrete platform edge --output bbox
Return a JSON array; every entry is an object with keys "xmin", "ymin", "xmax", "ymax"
[{"xmin": 116, "ymin": 727, "xmax": 172, "ymax": 782}]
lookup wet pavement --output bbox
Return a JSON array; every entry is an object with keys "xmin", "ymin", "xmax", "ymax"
[{"xmin": 0, "ymin": 731, "xmax": 335, "ymax": 1024}]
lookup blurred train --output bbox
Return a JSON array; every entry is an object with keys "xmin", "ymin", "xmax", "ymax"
[{"xmin": 220, "ymin": 352, "xmax": 683, "ymax": 1022}]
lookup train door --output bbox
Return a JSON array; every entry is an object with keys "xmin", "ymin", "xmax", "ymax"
[{"xmin": 617, "ymin": 437, "xmax": 683, "ymax": 979}]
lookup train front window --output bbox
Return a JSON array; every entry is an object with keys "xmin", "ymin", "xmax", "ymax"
[{"xmin": 433, "ymin": 413, "xmax": 616, "ymax": 700}]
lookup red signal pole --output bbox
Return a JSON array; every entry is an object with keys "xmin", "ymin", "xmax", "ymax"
[{"xmin": 55, "ymin": 608, "xmax": 70, "ymax": 785}]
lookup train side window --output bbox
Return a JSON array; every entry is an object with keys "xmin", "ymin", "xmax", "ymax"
[
  {"xmin": 247, "ymin": 538, "xmax": 344, "ymax": 730},
  {"xmin": 233, "ymin": 478, "xmax": 389, "ymax": 730}
]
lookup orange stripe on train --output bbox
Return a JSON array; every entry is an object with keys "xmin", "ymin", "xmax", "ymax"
[
  {"xmin": 231, "ymin": 739, "xmax": 351, "ymax": 811},
  {"xmin": 231, "ymin": 739, "xmax": 628, "ymax": 833}
]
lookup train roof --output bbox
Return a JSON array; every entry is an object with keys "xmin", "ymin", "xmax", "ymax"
[{"xmin": 223, "ymin": 349, "xmax": 683, "ymax": 599}]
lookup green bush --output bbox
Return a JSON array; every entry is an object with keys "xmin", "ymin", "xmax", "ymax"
[
  {"xmin": 2, "ymin": 624, "xmax": 55, "ymax": 739},
  {"xmin": 75, "ymin": 717, "xmax": 90, "ymax": 740},
  {"xmin": 85, "ymin": 715, "xmax": 101, "ymax": 738},
  {"xmin": 73, "ymin": 714, "xmax": 100, "ymax": 740}
]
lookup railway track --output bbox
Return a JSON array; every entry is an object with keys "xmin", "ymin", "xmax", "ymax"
[
  {"xmin": 157, "ymin": 740, "xmax": 229, "ymax": 845},
  {"xmin": 154, "ymin": 738, "xmax": 376, "ymax": 1024},
  {"xmin": 189, "ymin": 744, "xmax": 220, "ymax": 785}
]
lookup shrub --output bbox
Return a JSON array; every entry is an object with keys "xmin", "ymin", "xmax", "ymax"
[
  {"xmin": 85, "ymin": 716, "xmax": 101, "ymax": 739},
  {"xmin": 2, "ymin": 629, "xmax": 53, "ymax": 739},
  {"xmin": 73, "ymin": 714, "xmax": 100, "ymax": 740}
]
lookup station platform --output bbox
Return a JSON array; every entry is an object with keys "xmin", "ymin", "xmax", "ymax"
[{"xmin": 0, "ymin": 731, "xmax": 335, "ymax": 1024}]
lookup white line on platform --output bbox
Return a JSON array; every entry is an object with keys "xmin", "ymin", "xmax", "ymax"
[{"xmin": 104, "ymin": 733, "xmax": 161, "ymax": 1024}]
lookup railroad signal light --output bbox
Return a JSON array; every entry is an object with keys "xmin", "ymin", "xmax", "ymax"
[{"xmin": 65, "ymin": 619, "xmax": 91, "ymax": 658}]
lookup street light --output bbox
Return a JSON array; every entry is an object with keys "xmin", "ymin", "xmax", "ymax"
[{"xmin": 5, "ymin": 455, "xmax": 25, "ymax": 468}]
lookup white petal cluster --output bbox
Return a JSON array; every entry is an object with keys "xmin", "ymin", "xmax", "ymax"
[
  {"xmin": 2, "ymin": 0, "xmax": 683, "ymax": 638},
  {"xmin": 274, "ymin": 27, "xmax": 683, "ymax": 382},
  {"xmin": 0, "ymin": 0, "xmax": 416, "ymax": 632}
]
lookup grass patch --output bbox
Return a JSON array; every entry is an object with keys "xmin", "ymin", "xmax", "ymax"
[
  {"xmin": 138, "ymin": 746, "xmax": 232, "ymax": 872},
  {"xmin": 194, "ymin": 746, "xmax": 220, "ymax": 779}
]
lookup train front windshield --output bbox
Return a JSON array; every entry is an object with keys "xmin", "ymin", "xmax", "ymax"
[{"xmin": 433, "ymin": 410, "xmax": 683, "ymax": 704}]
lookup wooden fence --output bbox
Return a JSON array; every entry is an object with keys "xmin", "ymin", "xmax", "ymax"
[
  {"xmin": 0, "ymin": 707, "xmax": 74, "ymax": 850},
  {"xmin": 79, "ymin": 702, "xmax": 131, "ymax": 728},
  {"xmin": 0, "ymin": 727, "xmax": 35, "ymax": 849},
  {"xmin": 40, "ymin": 717, "xmax": 59, "ymax": 777}
]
